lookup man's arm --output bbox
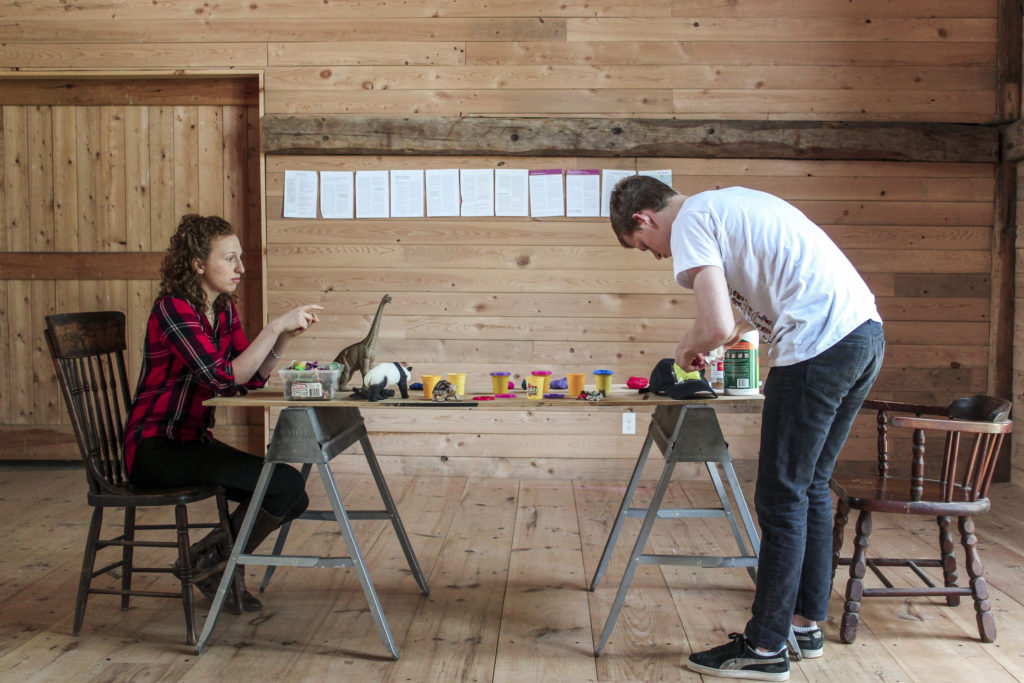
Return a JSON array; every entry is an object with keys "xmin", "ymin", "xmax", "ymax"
[{"xmin": 674, "ymin": 265, "xmax": 739, "ymax": 371}]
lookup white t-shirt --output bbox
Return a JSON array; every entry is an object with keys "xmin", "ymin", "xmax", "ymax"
[{"xmin": 671, "ymin": 187, "xmax": 881, "ymax": 366}]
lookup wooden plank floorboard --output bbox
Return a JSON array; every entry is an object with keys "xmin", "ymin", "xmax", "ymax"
[
  {"xmin": 493, "ymin": 480, "xmax": 596, "ymax": 682},
  {"xmin": 186, "ymin": 467, "xmax": 385, "ymax": 678},
  {"xmin": 675, "ymin": 479, "xmax": 917, "ymax": 682},
  {"xmin": 387, "ymin": 477, "xmax": 518, "ymax": 683},
  {"xmin": 2, "ymin": 468, "xmax": 1024, "ymax": 681},
  {"xmin": 576, "ymin": 481, "xmax": 691, "ymax": 682}
]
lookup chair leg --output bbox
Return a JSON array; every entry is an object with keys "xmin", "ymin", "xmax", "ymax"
[
  {"xmin": 73, "ymin": 506, "xmax": 104, "ymax": 637},
  {"xmin": 937, "ymin": 515, "xmax": 959, "ymax": 607},
  {"xmin": 840, "ymin": 509, "xmax": 871, "ymax": 644},
  {"xmin": 958, "ymin": 515, "xmax": 996, "ymax": 643},
  {"xmin": 121, "ymin": 507, "xmax": 136, "ymax": 610},
  {"xmin": 174, "ymin": 503, "xmax": 198, "ymax": 646},
  {"xmin": 831, "ymin": 499, "xmax": 850, "ymax": 580}
]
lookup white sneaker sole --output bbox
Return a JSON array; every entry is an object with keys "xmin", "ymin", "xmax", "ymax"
[{"xmin": 687, "ymin": 660, "xmax": 790, "ymax": 681}]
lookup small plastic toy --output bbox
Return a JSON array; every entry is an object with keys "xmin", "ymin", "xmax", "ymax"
[{"xmin": 432, "ymin": 379, "xmax": 460, "ymax": 401}]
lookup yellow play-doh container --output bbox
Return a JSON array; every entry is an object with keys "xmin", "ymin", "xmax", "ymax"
[
  {"xmin": 593, "ymin": 369, "xmax": 613, "ymax": 394},
  {"xmin": 531, "ymin": 370, "xmax": 552, "ymax": 395},
  {"xmin": 490, "ymin": 371, "xmax": 511, "ymax": 394},
  {"xmin": 447, "ymin": 372, "xmax": 466, "ymax": 396},
  {"xmin": 422, "ymin": 374, "xmax": 441, "ymax": 398},
  {"xmin": 525, "ymin": 376, "xmax": 544, "ymax": 400},
  {"xmin": 567, "ymin": 373, "xmax": 586, "ymax": 396}
]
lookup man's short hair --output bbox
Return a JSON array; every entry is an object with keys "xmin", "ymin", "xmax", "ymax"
[{"xmin": 609, "ymin": 175, "xmax": 679, "ymax": 247}]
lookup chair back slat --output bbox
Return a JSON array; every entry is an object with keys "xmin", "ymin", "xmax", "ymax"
[
  {"xmin": 45, "ymin": 311, "xmax": 133, "ymax": 494},
  {"xmin": 872, "ymin": 395, "xmax": 1011, "ymax": 504},
  {"xmin": 940, "ymin": 431, "xmax": 958, "ymax": 501},
  {"xmin": 975, "ymin": 432, "xmax": 1006, "ymax": 501}
]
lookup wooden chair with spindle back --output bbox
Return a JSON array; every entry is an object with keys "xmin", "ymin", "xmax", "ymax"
[
  {"xmin": 45, "ymin": 311, "xmax": 240, "ymax": 645},
  {"xmin": 830, "ymin": 395, "xmax": 1012, "ymax": 644}
]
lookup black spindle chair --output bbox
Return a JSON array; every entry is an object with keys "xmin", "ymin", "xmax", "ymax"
[
  {"xmin": 45, "ymin": 311, "xmax": 239, "ymax": 645},
  {"xmin": 831, "ymin": 395, "xmax": 1012, "ymax": 644}
]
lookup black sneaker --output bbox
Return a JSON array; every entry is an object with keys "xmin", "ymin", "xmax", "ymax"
[
  {"xmin": 687, "ymin": 633, "xmax": 790, "ymax": 681},
  {"xmin": 794, "ymin": 628, "xmax": 823, "ymax": 659}
]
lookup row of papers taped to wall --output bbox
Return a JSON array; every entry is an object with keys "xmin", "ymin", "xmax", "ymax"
[{"xmin": 282, "ymin": 168, "xmax": 672, "ymax": 219}]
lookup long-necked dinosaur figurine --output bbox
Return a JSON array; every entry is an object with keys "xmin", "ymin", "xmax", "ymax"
[{"xmin": 334, "ymin": 293, "xmax": 391, "ymax": 389}]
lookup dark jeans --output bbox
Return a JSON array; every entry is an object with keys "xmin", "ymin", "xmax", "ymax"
[
  {"xmin": 130, "ymin": 436, "xmax": 309, "ymax": 521},
  {"xmin": 744, "ymin": 320, "xmax": 884, "ymax": 651}
]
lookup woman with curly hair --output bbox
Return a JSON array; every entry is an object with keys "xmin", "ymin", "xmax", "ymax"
[{"xmin": 124, "ymin": 214, "xmax": 321, "ymax": 614}]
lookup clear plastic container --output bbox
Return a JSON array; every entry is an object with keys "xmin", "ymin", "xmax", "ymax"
[{"xmin": 278, "ymin": 363, "xmax": 342, "ymax": 400}]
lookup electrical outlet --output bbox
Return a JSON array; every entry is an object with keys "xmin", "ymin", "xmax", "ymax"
[{"xmin": 622, "ymin": 412, "xmax": 636, "ymax": 435}]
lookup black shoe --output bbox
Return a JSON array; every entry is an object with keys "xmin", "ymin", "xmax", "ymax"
[
  {"xmin": 194, "ymin": 568, "xmax": 263, "ymax": 614},
  {"xmin": 687, "ymin": 633, "xmax": 790, "ymax": 681},
  {"xmin": 193, "ymin": 544, "xmax": 263, "ymax": 614},
  {"xmin": 793, "ymin": 628, "xmax": 823, "ymax": 659},
  {"xmin": 177, "ymin": 540, "xmax": 262, "ymax": 614}
]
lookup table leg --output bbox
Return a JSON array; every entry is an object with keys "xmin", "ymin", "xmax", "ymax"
[
  {"xmin": 589, "ymin": 429, "xmax": 656, "ymax": 592},
  {"xmin": 595, "ymin": 456, "xmax": 678, "ymax": 656},
  {"xmin": 258, "ymin": 462, "xmax": 312, "ymax": 593},
  {"xmin": 316, "ymin": 459, "xmax": 400, "ymax": 659},
  {"xmin": 358, "ymin": 432, "xmax": 429, "ymax": 595},
  {"xmin": 195, "ymin": 461, "xmax": 276, "ymax": 654}
]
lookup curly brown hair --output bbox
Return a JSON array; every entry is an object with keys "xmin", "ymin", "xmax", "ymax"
[{"xmin": 159, "ymin": 214, "xmax": 238, "ymax": 313}]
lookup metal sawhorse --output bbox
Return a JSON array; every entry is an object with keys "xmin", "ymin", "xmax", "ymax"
[
  {"xmin": 194, "ymin": 406, "xmax": 429, "ymax": 657},
  {"xmin": 590, "ymin": 403, "xmax": 763, "ymax": 656}
]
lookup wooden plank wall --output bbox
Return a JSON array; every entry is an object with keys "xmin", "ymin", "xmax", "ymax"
[
  {"xmin": 266, "ymin": 154, "xmax": 994, "ymax": 478},
  {"xmin": 0, "ymin": 79, "xmax": 262, "ymax": 460},
  {"xmin": 0, "ymin": 0, "xmax": 1015, "ymax": 480}
]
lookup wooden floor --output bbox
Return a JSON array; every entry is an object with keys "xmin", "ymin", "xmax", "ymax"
[{"xmin": 2, "ymin": 466, "xmax": 1024, "ymax": 682}]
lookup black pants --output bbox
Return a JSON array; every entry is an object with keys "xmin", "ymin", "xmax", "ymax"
[{"xmin": 131, "ymin": 436, "xmax": 309, "ymax": 521}]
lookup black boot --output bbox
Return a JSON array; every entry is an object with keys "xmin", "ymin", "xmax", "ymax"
[
  {"xmin": 192, "ymin": 540, "xmax": 252, "ymax": 615},
  {"xmin": 222, "ymin": 504, "xmax": 288, "ymax": 612},
  {"xmin": 174, "ymin": 505, "xmax": 286, "ymax": 614},
  {"xmin": 172, "ymin": 526, "xmax": 249, "ymax": 615},
  {"xmin": 214, "ymin": 503, "xmax": 283, "ymax": 613}
]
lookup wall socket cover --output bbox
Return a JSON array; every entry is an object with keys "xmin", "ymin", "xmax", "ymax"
[{"xmin": 622, "ymin": 412, "xmax": 636, "ymax": 434}]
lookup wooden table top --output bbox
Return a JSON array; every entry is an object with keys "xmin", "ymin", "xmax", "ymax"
[{"xmin": 205, "ymin": 386, "xmax": 764, "ymax": 412}]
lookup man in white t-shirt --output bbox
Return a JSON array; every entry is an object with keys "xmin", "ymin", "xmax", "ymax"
[{"xmin": 610, "ymin": 176, "xmax": 884, "ymax": 682}]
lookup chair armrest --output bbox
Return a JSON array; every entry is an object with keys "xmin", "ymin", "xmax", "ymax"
[
  {"xmin": 862, "ymin": 399, "xmax": 948, "ymax": 416},
  {"xmin": 890, "ymin": 415, "xmax": 1012, "ymax": 434}
]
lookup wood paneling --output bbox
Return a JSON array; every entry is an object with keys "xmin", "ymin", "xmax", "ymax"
[
  {"xmin": 0, "ymin": 3, "xmax": 1001, "ymax": 122},
  {"xmin": 0, "ymin": 1, "xmax": 1017, "ymax": 479},
  {"xmin": 264, "ymin": 154, "xmax": 995, "ymax": 473},
  {"xmin": 0, "ymin": 77, "xmax": 261, "ymax": 460}
]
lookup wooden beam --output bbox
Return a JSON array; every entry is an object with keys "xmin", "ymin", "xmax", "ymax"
[
  {"xmin": 0, "ymin": 252, "xmax": 163, "ymax": 280},
  {"xmin": 262, "ymin": 116, "xmax": 999, "ymax": 163},
  {"xmin": 0, "ymin": 77, "xmax": 259, "ymax": 106},
  {"xmin": 991, "ymin": 161, "xmax": 1017, "ymax": 482}
]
